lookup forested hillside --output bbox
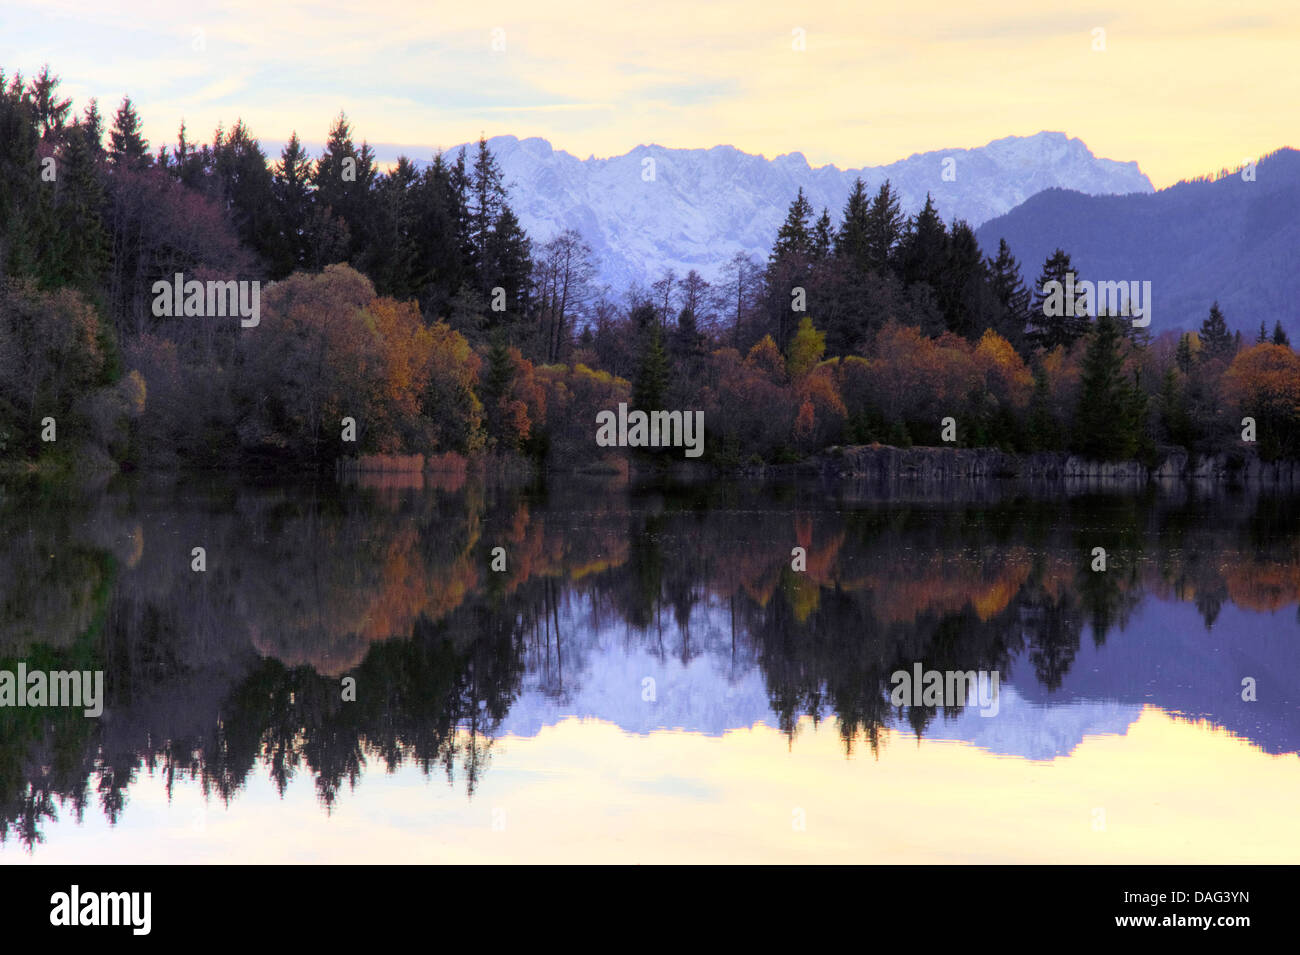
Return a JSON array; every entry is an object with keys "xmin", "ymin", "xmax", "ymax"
[{"xmin": 3, "ymin": 64, "xmax": 1298, "ymax": 473}]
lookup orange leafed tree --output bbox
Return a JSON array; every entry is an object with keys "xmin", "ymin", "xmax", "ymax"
[{"xmin": 1223, "ymin": 343, "xmax": 1300, "ymax": 457}]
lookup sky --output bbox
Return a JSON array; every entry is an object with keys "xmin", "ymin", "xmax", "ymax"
[
  {"xmin": 1, "ymin": 0, "xmax": 1295, "ymax": 188},
  {"xmin": 6, "ymin": 711, "xmax": 1299, "ymax": 863}
]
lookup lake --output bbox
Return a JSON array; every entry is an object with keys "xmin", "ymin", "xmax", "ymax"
[{"xmin": 1, "ymin": 472, "xmax": 1298, "ymax": 863}]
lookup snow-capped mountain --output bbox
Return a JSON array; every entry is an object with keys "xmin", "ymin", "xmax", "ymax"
[{"xmin": 451, "ymin": 131, "xmax": 1154, "ymax": 291}]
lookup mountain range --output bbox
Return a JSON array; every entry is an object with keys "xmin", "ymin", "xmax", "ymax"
[
  {"xmin": 454, "ymin": 131, "xmax": 1154, "ymax": 292},
  {"xmin": 424, "ymin": 132, "xmax": 1295, "ymax": 339},
  {"xmin": 976, "ymin": 148, "xmax": 1300, "ymax": 337}
]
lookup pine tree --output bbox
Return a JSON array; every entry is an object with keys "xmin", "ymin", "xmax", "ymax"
[
  {"xmin": 1028, "ymin": 248, "xmax": 1088, "ymax": 351},
  {"xmin": 812, "ymin": 208, "xmax": 832, "ymax": 261},
  {"xmin": 371, "ymin": 155, "xmax": 421, "ymax": 297},
  {"xmin": 1175, "ymin": 332, "xmax": 1194, "ymax": 373},
  {"xmin": 469, "ymin": 136, "xmax": 508, "ymax": 295},
  {"xmin": 1199, "ymin": 302, "xmax": 1233, "ymax": 361},
  {"xmin": 107, "ymin": 96, "xmax": 149, "ymax": 169},
  {"xmin": 670, "ymin": 304, "xmax": 705, "ymax": 370},
  {"xmin": 771, "ymin": 188, "xmax": 814, "ymax": 262},
  {"xmin": 987, "ymin": 238, "xmax": 1030, "ymax": 349},
  {"xmin": 1075, "ymin": 313, "xmax": 1140, "ymax": 460},
  {"xmin": 486, "ymin": 203, "xmax": 532, "ymax": 327},
  {"xmin": 81, "ymin": 99, "xmax": 103, "ymax": 153},
  {"xmin": 272, "ymin": 132, "xmax": 313, "ymax": 275},
  {"xmin": 0, "ymin": 68, "xmax": 43, "ymax": 277},
  {"xmin": 1257, "ymin": 321, "xmax": 1268, "ymax": 344},
  {"xmin": 410, "ymin": 151, "xmax": 470, "ymax": 320},
  {"xmin": 28, "ymin": 65, "xmax": 71, "ymax": 140},
  {"xmin": 52, "ymin": 119, "xmax": 108, "ymax": 289},
  {"xmin": 941, "ymin": 220, "xmax": 994, "ymax": 339},
  {"xmin": 1272, "ymin": 321, "xmax": 1290, "ymax": 347},
  {"xmin": 170, "ymin": 120, "xmax": 205, "ymax": 187},
  {"xmin": 766, "ymin": 188, "xmax": 815, "ymax": 350},
  {"xmin": 633, "ymin": 323, "xmax": 670, "ymax": 411},
  {"xmin": 834, "ymin": 178, "xmax": 871, "ymax": 274},
  {"xmin": 211, "ymin": 119, "xmax": 276, "ymax": 263},
  {"xmin": 863, "ymin": 179, "xmax": 904, "ymax": 276},
  {"xmin": 897, "ymin": 193, "xmax": 946, "ymax": 291},
  {"xmin": 312, "ymin": 112, "xmax": 376, "ymax": 263}
]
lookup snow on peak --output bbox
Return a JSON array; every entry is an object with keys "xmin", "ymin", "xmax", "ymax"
[{"xmin": 464, "ymin": 132, "xmax": 1153, "ymax": 291}]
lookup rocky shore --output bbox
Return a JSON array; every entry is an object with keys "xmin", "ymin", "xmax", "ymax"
[{"xmin": 806, "ymin": 444, "xmax": 1300, "ymax": 485}]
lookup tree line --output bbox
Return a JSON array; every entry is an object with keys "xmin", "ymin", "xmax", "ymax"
[
  {"xmin": 3, "ymin": 62, "xmax": 1298, "ymax": 471},
  {"xmin": 6, "ymin": 477, "xmax": 1298, "ymax": 846}
]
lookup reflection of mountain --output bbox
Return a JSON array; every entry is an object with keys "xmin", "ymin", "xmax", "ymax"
[
  {"xmin": 497, "ymin": 594, "xmax": 1147, "ymax": 760},
  {"xmin": 1015, "ymin": 600, "xmax": 1300, "ymax": 757},
  {"xmin": 3, "ymin": 477, "xmax": 1300, "ymax": 849}
]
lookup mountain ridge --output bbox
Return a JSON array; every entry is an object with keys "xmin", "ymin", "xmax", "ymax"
[
  {"xmin": 976, "ymin": 146, "xmax": 1300, "ymax": 337},
  {"xmin": 425, "ymin": 130, "xmax": 1154, "ymax": 291}
]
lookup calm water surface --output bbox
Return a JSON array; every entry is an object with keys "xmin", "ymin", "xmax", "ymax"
[{"xmin": 2, "ymin": 473, "xmax": 1298, "ymax": 863}]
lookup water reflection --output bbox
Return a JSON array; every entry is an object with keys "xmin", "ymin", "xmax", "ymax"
[{"xmin": 2, "ymin": 474, "xmax": 1298, "ymax": 853}]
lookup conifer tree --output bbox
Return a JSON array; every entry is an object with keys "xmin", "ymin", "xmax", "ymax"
[
  {"xmin": 897, "ymin": 193, "xmax": 946, "ymax": 291},
  {"xmin": 272, "ymin": 132, "xmax": 313, "ymax": 275},
  {"xmin": 0, "ymin": 68, "xmax": 43, "ymax": 276},
  {"xmin": 1028, "ymin": 248, "xmax": 1088, "ymax": 351},
  {"xmin": 863, "ymin": 179, "xmax": 903, "ymax": 275},
  {"xmin": 1272, "ymin": 321, "xmax": 1290, "ymax": 347},
  {"xmin": 481, "ymin": 331, "xmax": 517, "ymax": 447},
  {"xmin": 81, "ymin": 98, "xmax": 103, "ymax": 152},
  {"xmin": 52, "ymin": 120, "xmax": 108, "ymax": 289},
  {"xmin": 987, "ymin": 238, "xmax": 1030, "ymax": 348},
  {"xmin": 312, "ymin": 112, "xmax": 376, "ymax": 263},
  {"xmin": 28, "ymin": 65, "xmax": 71, "ymax": 140},
  {"xmin": 1026, "ymin": 363, "xmax": 1058, "ymax": 451},
  {"xmin": 1198, "ymin": 302, "xmax": 1233, "ymax": 361},
  {"xmin": 107, "ymin": 96, "xmax": 149, "ymax": 169},
  {"xmin": 486, "ymin": 203, "xmax": 532, "ymax": 326},
  {"xmin": 470, "ymin": 136, "xmax": 508, "ymax": 295},
  {"xmin": 1075, "ymin": 313, "xmax": 1142, "ymax": 460},
  {"xmin": 812, "ymin": 208, "xmax": 833, "ymax": 261},
  {"xmin": 633, "ymin": 323, "xmax": 670, "ymax": 411},
  {"xmin": 834, "ymin": 178, "xmax": 871, "ymax": 274},
  {"xmin": 771, "ymin": 188, "xmax": 814, "ymax": 262},
  {"xmin": 941, "ymin": 220, "xmax": 993, "ymax": 339}
]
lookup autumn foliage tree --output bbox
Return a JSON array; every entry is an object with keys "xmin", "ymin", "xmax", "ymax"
[
  {"xmin": 1223, "ymin": 344, "xmax": 1300, "ymax": 460},
  {"xmin": 235, "ymin": 264, "xmax": 482, "ymax": 462}
]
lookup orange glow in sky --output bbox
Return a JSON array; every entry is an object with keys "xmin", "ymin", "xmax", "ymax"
[{"xmin": 3, "ymin": 0, "xmax": 1295, "ymax": 187}]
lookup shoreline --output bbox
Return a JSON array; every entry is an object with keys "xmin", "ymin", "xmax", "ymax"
[
  {"xmin": 8, "ymin": 444, "xmax": 1300, "ymax": 488},
  {"xmin": 780, "ymin": 444, "xmax": 1300, "ymax": 485}
]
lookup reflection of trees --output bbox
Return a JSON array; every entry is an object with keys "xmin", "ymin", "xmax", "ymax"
[{"xmin": 4, "ymin": 478, "xmax": 1300, "ymax": 847}]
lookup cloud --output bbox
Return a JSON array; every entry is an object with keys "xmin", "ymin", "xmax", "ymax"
[{"xmin": 1, "ymin": 0, "xmax": 1295, "ymax": 186}]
